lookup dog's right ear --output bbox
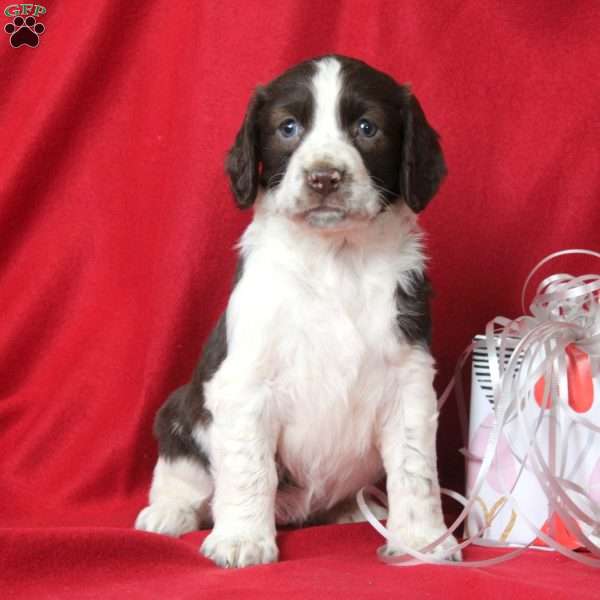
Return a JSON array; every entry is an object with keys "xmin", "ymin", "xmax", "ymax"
[{"xmin": 226, "ymin": 88, "xmax": 265, "ymax": 209}]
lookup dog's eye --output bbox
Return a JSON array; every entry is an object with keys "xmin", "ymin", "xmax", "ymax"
[
  {"xmin": 278, "ymin": 118, "xmax": 301, "ymax": 138},
  {"xmin": 357, "ymin": 118, "xmax": 378, "ymax": 138}
]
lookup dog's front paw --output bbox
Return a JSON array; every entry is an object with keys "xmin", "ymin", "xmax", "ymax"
[
  {"xmin": 201, "ymin": 530, "xmax": 278, "ymax": 568},
  {"xmin": 384, "ymin": 526, "xmax": 462, "ymax": 562},
  {"xmin": 135, "ymin": 502, "xmax": 199, "ymax": 536}
]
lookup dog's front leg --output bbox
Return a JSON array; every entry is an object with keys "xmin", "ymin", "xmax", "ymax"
[
  {"xmin": 201, "ymin": 368, "xmax": 278, "ymax": 568},
  {"xmin": 379, "ymin": 349, "xmax": 461, "ymax": 561}
]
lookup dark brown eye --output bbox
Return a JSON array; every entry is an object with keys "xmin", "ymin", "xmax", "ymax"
[{"xmin": 357, "ymin": 118, "xmax": 378, "ymax": 138}]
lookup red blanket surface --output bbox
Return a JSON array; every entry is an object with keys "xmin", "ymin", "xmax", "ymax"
[{"xmin": 1, "ymin": 1, "xmax": 599, "ymax": 597}]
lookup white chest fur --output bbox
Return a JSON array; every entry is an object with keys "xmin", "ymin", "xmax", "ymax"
[{"xmin": 208, "ymin": 205, "xmax": 425, "ymax": 519}]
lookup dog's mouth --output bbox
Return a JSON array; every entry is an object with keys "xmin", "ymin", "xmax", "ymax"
[{"xmin": 303, "ymin": 206, "xmax": 348, "ymax": 229}]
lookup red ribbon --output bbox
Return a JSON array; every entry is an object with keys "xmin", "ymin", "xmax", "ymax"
[{"xmin": 534, "ymin": 343, "xmax": 594, "ymax": 413}]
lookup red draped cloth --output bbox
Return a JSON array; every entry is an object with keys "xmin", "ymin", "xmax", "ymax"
[{"xmin": 1, "ymin": 1, "xmax": 599, "ymax": 597}]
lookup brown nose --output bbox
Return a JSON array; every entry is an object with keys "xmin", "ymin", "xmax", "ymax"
[{"xmin": 306, "ymin": 167, "xmax": 344, "ymax": 196}]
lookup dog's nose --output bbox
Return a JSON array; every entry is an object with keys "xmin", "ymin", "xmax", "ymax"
[{"xmin": 306, "ymin": 167, "xmax": 344, "ymax": 196}]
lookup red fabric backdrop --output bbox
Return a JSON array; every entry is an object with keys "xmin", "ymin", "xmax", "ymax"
[{"xmin": 1, "ymin": 1, "xmax": 599, "ymax": 597}]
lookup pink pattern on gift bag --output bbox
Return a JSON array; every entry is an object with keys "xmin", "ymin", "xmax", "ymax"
[
  {"xmin": 533, "ymin": 343, "xmax": 595, "ymax": 548},
  {"xmin": 467, "ymin": 414, "xmax": 518, "ymax": 495}
]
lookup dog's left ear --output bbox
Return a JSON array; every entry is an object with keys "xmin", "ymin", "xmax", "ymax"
[
  {"xmin": 226, "ymin": 88, "xmax": 265, "ymax": 209},
  {"xmin": 399, "ymin": 94, "xmax": 447, "ymax": 213}
]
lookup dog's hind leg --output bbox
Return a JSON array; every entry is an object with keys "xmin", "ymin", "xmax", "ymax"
[
  {"xmin": 135, "ymin": 454, "xmax": 213, "ymax": 535},
  {"xmin": 135, "ymin": 385, "xmax": 214, "ymax": 536}
]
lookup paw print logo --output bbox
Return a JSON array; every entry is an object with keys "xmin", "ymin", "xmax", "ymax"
[{"xmin": 4, "ymin": 15, "xmax": 45, "ymax": 48}]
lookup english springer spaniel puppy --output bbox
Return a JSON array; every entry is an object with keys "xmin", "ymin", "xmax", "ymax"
[{"xmin": 135, "ymin": 55, "xmax": 459, "ymax": 567}]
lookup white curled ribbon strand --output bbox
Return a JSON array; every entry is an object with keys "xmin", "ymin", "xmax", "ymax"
[{"xmin": 358, "ymin": 248, "xmax": 600, "ymax": 567}]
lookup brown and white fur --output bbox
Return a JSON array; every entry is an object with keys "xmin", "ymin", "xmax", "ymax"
[{"xmin": 135, "ymin": 55, "xmax": 459, "ymax": 567}]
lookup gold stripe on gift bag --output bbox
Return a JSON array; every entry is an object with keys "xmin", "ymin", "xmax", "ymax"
[{"xmin": 475, "ymin": 496, "xmax": 518, "ymax": 542}]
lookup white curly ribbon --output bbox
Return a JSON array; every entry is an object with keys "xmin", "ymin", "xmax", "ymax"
[{"xmin": 358, "ymin": 249, "xmax": 600, "ymax": 567}]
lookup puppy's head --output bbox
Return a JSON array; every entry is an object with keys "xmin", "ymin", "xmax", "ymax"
[{"xmin": 226, "ymin": 55, "xmax": 446, "ymax": 231}]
